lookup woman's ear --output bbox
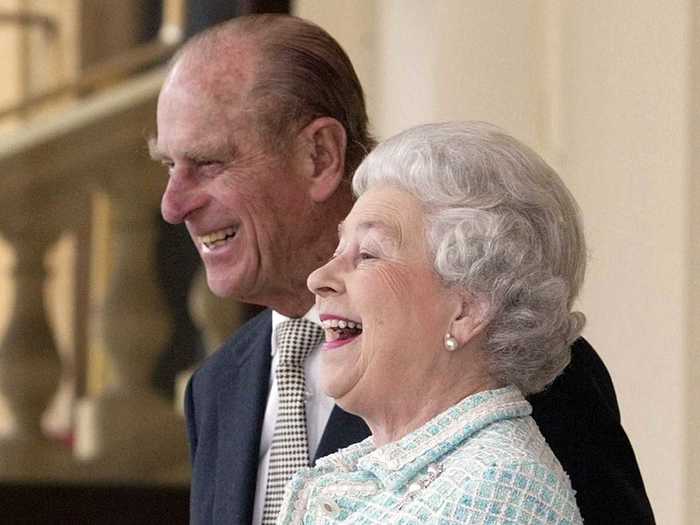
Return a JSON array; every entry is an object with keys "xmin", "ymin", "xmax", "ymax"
[
  {"xmin": 297, "ymin": 116, "xmax": 347, "ymax": 203},
  {"xmin": 450, "ymin": 293, "xmax": 489, "ymax": 348}
]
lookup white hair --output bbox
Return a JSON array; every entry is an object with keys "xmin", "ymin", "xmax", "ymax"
[{"xmin": 352, "ymin": 121, "xmax": 586, "ymax": 395}]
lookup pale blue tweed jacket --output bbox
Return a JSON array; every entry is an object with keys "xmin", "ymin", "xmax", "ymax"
[{"xmin": 277, "ymin": 386, "xmax": 583, "ymax": 524}]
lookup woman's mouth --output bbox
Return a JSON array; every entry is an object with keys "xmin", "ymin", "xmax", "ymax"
[{"xmin": 320, "ymin": 316, "xmax": 363, "ymax": 349}]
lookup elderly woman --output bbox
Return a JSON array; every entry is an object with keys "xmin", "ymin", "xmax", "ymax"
[{"xmin": 277, "ymin": 122, "xmax": 585, "ymax": 524}]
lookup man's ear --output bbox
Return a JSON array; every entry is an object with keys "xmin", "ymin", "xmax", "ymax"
[
  {"xmin": 297, "ymin": 117, "xmax": 347, "ymax": 203},
  {"xmin": 450, "ymin": 293, "xmax": 490, "ymax": 348}
]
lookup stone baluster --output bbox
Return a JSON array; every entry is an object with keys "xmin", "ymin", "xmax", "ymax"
[
  {"xmin": 189, "ymin": 268, "xmax": 251, "ymax": 357},
  {"xmin": 0, "ymin": 189, "xmax": 68, "ymax": 479},
  {"xmin": 174, "ymin": 268, "xmax": 250, "ymax": 415},
  {"xmin": 74, "ymin": 155, "xmax": 188, "ymax": 483}
]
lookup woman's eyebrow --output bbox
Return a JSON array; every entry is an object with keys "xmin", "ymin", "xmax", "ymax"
[
  {"xmin": 357, "ymin": 221, "xmax": 402, "ymax": 248},
  {"xmin": 338, "ymin": 219, "xmax": 402, "ymax": 246}
]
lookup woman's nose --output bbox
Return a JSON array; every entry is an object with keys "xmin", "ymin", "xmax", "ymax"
[{"xmin": 307, "ymin": 256, "xmax": 345, "ymax": 298}]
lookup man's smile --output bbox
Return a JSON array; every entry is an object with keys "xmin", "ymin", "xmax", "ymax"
[{"xmin": 198, "ymin": 226, "xmax": 238, "ymax": 251}]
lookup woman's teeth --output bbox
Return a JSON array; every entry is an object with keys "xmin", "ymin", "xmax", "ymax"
[
  {"xmin": 322, "ymin": 319, "xmax": 362, "ymax": 330},
  {"xmin": 321, "ymin": 319, "xmax": 363, "ymax": 342}
]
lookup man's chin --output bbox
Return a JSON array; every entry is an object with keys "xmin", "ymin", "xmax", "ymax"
[{"xmin": 204, "ymin": 272, "xmax": 248, "ymax": 300}]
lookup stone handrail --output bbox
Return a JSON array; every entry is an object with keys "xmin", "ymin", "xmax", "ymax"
[{"xmin": 0, "ymin": 40, "xmax": 178, "ymax": 122}]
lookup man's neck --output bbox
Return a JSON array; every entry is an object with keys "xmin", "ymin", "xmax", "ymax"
[{"xmin": 266, "ymin": 291, "xmax": 315, "ymax": 318}]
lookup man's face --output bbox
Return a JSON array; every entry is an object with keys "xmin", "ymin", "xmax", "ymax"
[{"xmin": 154, "ymin": 61, "xmax": 317, "ymax": 308}]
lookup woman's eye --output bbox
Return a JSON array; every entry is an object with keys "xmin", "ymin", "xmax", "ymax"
[{"xmin": 358, "ymin": 251, "xmax": 376, "ymax": 261}]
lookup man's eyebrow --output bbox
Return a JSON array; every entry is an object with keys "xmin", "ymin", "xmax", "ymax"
[
  {"xmin": 147, "ymin": 138, "xmax": 236, "ymax": 165},
  {"xmin": 147, "ymin": 136, "xmax": 166, "ymax": 161}
]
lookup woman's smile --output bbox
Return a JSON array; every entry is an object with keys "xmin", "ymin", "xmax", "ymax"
[{"xmin": 320, "ymin": 314, "xmax": 363, "ymax": 349}]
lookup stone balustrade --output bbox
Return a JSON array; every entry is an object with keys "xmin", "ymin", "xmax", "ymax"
[
  {"xmin": 0, "ymin": 68, "xmax": 210, "ymax": 483},
  {"xmin": 0, "ymin": 0, "xmax": 255, "ymax": 482}
]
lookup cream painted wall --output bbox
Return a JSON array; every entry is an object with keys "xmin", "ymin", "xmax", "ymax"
[
  {"xmin": 374, "ymin": 1, "xmax": 543, "ymax": 145},
  {"xmin": 559, "ymin": 4, "xmax": 690, "ymax": 523},
  {"xmin": 689, "ymin": 3, "xmax": 700, "ymax": 519},
  {"xmin": 294, "ymin": 1, "xmax": 698, "ymax": 523}
]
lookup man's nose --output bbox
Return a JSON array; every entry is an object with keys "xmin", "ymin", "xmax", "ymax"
[{"xmin": 161, "ymin": 170, "xmax": 201, "ymax": 224}]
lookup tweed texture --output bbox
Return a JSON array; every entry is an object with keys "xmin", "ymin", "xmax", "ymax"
[
  {"xmin": 262, "ymin": 318, "xmax": 324, "ymax": 525},
  {"xmin": 277, "ymin": 386, "xmax": 582, "ymax": 524}
]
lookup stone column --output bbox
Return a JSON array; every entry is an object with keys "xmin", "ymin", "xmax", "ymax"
[
  {"xmin": 74, "ymin": 154, "xmax": 188, "ymax": 483},
  {"xmin": 0, "ymin": 183, "xmax": 67, "ymax": 479}
]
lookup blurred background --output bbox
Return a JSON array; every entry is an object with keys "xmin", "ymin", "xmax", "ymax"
[{"xmin": 0, "ymin": 0, "xmax": 696, "ymax": 523}]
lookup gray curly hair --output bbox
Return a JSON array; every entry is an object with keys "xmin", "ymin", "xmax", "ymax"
[{"xmin": 352, "ymin": 121, "xmax": 586, "ymax": 395}]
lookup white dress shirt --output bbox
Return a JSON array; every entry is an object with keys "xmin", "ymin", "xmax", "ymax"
[{"xmin": 251, "ymin": 307, "xmax": 335, "ymax": 525}]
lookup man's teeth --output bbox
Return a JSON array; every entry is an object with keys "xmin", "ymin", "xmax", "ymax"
[
  {"xmin": 321, "ymin": 319, "xmax": 363, "ymax": 342},
  {"xmin": 199, "ymin": 227, "xmax": 236, "ymax": 248}
]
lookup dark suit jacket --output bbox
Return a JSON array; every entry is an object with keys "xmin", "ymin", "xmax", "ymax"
[{"xmin": 185, "ymin": 309, "xmax": 654, "ymax": 524}]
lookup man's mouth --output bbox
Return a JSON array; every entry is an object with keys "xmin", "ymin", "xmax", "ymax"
[
  {"xmin": 198, "ymin": 227, "xmax": 237, "ymax": 250},
  {"xmin": 320, "ymin": 316, "xmax": 363, "ymax": 343}
]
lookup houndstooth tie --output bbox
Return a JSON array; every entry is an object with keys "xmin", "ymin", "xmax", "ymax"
[{"xmin": 261, "ymin": 318, "xmax": 324, "ymax": 524}]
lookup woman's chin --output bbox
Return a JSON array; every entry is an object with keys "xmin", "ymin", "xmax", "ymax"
[
  {"xmin": 319, "ymin": 339, "xmax": 364, "ymax": 412},
  {"xmin": 319, "ymin": 377, "xmax": 347, "ymax": 401},
  {"xmin": 320, "ymin": 376, "xmax": 361, "ymax": 415}
]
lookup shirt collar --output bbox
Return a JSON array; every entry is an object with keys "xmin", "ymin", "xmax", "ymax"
[
  {"xmin": 320, "ymin": 385, "xmax": 531, "ymax": 490},
  {"xmin": 271, "ymin": 305, "xmax": 321, "ymax": 357}
]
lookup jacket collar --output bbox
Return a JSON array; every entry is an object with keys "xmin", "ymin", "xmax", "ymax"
[{"xmin": 318, "ymin": 385, "xmax": 531, "ymax": 490}]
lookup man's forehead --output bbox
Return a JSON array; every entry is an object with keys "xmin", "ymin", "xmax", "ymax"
[
  {"xmin": 157, "ymin": 58, "xmax": 258, "ymax": 135},
  {"xmin": 154, "ymin": 36, "xmax": 268, "ymax": 159},
  {"xmin": 171, "ymin": 36, "xmax": 258, "ymax": 94},
  {"xmin": 165, "ymin": 64, "xmax": 247, "ymax": 104}
]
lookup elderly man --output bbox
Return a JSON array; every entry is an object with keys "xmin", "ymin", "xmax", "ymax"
[{"xmin": 152, "ymin": 14, "xmax": 654, "ymax": 525}]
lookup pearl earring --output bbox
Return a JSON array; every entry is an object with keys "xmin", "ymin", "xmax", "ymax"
[{"xmin": 444, "ymin": 333, "xmax": 459, "ymax": 351}]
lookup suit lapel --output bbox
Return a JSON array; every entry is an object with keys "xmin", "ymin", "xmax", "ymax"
[
  {"xmin": 214, "ymin": 310, "xmax": 272, "ymax": 523},
  {"xmin": 314, "ymin": 405, "xmax": 371, "ymax": 463},
  {"xmin": 208, "ymin": 309, "xmax": 371, "ymax": 521}
]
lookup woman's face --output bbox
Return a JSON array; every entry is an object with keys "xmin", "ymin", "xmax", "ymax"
[{"xmin": 307, "ymin": 186, "xmax": 461, "ymax": 415}]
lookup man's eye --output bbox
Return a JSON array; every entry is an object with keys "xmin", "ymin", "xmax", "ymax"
[
  {"xmin": 358, "ymin": 251, "xmax": 376, "ymax": 261},
  {"xmin": 161, "ymin": 160, "xmax": 175, "ymax": 174},
  {"xmin": 196, "ymin": 160, "xmax": 224, "ymax": 177}
]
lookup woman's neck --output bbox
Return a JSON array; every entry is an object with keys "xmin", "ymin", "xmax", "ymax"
[{"xmin": 366, "ymin": 375, "xmax": 500, "ymax": 448}]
